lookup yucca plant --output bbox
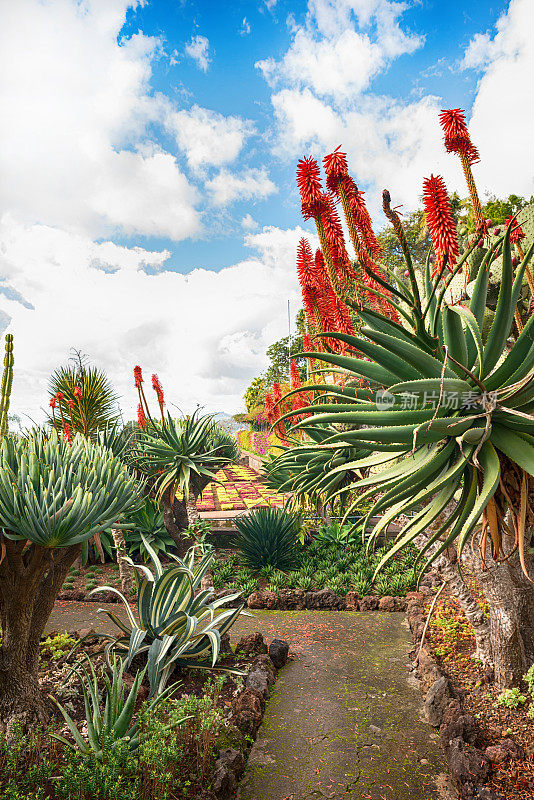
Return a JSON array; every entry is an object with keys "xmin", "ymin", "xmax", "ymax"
[
  {"xmin": 275, "ymin": 124, "xmax": 534, "ymax": 685},
  {"xmin": 0, "ymin": 431, "xmax": 141, "ymax": 730},
  {"xmin": 50, "ymin": 656, "xmax": 179, "ymax": 758},
  {"xmin": 94, "ymin": 538, "xmax": 247, "ymax": 697},
  {"xmin": 233, "ymin": 506, "xmax": 300, "ymax": 571}
]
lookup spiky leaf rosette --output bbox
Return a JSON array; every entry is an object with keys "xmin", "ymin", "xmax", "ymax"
[
  {"xmin": 0, "ymin": 431, "xmax": 141, "ymax": 547},
  {"xmin": 272, "ymin": 220, "xmax": 534, "ymax": 579},
  {"xmin": 48, "ymin": 364, "xmax": 120, "ymax": 439}
]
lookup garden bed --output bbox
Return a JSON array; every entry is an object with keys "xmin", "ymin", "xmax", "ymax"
[
  {"xmin": 407, "ymin": 590, "xmax": 534, "ymax": 800},
  {"xmin": 1, "ymin": 629, "xmax": 288, "ymax": 800}
]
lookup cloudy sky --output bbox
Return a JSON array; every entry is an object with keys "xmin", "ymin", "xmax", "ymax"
[{"xmin": 0, "ymin": 0, "xmax": 532, "ymax": 424}]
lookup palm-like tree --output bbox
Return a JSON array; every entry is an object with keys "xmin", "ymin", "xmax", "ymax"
[
  {"xmin": 131, "ymin": 411, "xmax": 239, "ymax": 556},
  {"xmin": 0, "ymin": 432, "xmax": 141, "ymax": 732}
]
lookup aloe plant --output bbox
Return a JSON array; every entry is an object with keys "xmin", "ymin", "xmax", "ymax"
[
  {"xmin": 50, "ymin": 656, "xmax": 180, "ymax": 758},
  {"xmin": 0, "ymin": 431, "xmax": 141, "ymax": 731},
  {"xmin": 277, "ymin": 218, "xmax": 534, "ymax": 686},
  {"xmin": 233, "ymin": 506, "xmax": 300, "ymax": 571},
  {"xmin": 94, "ymin": 539, "xmax": 247, "ymax": 697}
]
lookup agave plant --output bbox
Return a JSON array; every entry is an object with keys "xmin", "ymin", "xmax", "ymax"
[
  {"xmin": 315, "ymin": 520, "xmax": 363, "ymax": 547},
  {"xmin": 94, "ymin": 539, "xmax": 247, "ymax": 697},
  {"xmin": 50, "ymin": 656, "xmax": 180, "ymax": 757},
  {"xmin": 233, "ymin": 506, "xmax": 300, "ymax": 571},
  {"xmin": 0, "ymin": 431, "xmax": 141, "ymax": 729}
]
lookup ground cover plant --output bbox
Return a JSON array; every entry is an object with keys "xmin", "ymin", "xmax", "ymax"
[{"xmin": 213, "ymin": 521, "xmax": 419, "ymax": 598}]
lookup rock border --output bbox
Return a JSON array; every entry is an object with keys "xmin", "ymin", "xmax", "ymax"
[
  {"xmin": 406, "ymin": 595, "xmax": 513, "ymax": 800},
  {"xmin": 194, "ymin": 632, "xmax": 289, "ymax": 800},
  {"xmin": 244, "ymin": 586, "xmax": 440, "ymax": 611}
]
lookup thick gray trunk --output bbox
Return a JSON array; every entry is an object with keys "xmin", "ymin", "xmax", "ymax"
[{"xmin": 111, "ymin": 528, "xmax": 134, "ymax": 596}]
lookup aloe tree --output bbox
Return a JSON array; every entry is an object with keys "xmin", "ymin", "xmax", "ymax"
[
  {"xmin": 0, "ymin": 432, "xmax": 140, "ymax": 732},
  {"xmin": 131, "ymin": 401, "xmax": 239, "ymax": 556},
  {"xmin": 277, "ymin": 218, "xmax": 534, "ymax": 686}
]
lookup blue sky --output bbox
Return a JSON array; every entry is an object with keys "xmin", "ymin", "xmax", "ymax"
[
  {"xmin": 0, "ymin": 0, "xmax": 532, "ymax": 422},
  {"xmin": 112, "ymin": 0, "xmax": 510, "ymax": 274}
]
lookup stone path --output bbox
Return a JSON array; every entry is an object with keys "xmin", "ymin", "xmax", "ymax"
[{"xmin": 47, "ymin": 604, "xmax": 452, "ymax": 800}]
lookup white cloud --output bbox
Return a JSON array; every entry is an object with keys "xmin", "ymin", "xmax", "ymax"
[
  {"xmin": 462, "ymin": 0, "xmax": 534, "ymax": 199},
  {"xmin": 184, "ymin": 35, "xmax": 211, "ymax": 72},
  {"xmin": 0, "ymin": 0, "xmax": 200, "ymax": 240},
  {"xmin": 165, "ymin": 105, "xmax": 255, "ymax": 171},
  {"xmin": 241, "ymin": 214, "xmax": 259, "ymax": 231},
  {"xmin": 257, "ymin": 0, "xmax": 423, "ymax": 100},
  {"xmin": 240, "ymin": 17, "xmax": 251, "ymax": 36},
  {"xmin": 206, "ymin": 169, "xmax": 278, "ymax": 206},
  {"xmin": 0, "ymin": 216, "xmax": 311, "ymax": 421}
]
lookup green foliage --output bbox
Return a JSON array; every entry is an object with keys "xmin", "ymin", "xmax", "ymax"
[
  {"xmin": 40, "ymin": 632, "xmax": 77, "ymax": 661},
  {"xmin": 96, "ymin": 542, "xmax": 246, "ymax": 697},
  {"xmin": 495, "ymin": 687, "xmax": 527, "ymax": 709},
  {"xmin": 0, "ymin": 432, "xmax": 141, "ymax": 547},
  {"xmin": 132, "ymin": 411, "xmax": 239, "ymax": 501},
  {"xmin": 244, "ymin": 377, "xmax": 267, "ymax": 413},
  {"xmin": 376, "ymin": 210, "xmax": 431, "ymax": 275},
  {"xmin": 50, "ymin": 655, "xmax": 175, "ymax": 757},
  {"xmin": 120, "ymin": 497, "xmax": 175, "ymax": 560},
  {"xmin": 48, "ymin": 359, "xmax": 120, "ymax": 439},
  {"xmin": 272, "ymin": 221, "xmax": 534, "ymax": 580},
  {"xmin": 233, "ymin": 506, "xmax": 300, "ymax": 570},
  {"xmin": 0, "ymin": 333, "xmax": 14, "ymax": 438},
  {"xmin": 314, "ymin": 520, "xmax": 363, "ymax": 547}
]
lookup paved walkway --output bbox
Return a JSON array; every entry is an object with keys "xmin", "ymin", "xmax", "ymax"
[{"xmin": 47, "ymin": 605, "xmax": 451, "ymax": 800}]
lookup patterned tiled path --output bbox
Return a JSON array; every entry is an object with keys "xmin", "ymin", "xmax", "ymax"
[{"xmin": 196, "ymin": 464, "xmax": 285, "ymax": 512}]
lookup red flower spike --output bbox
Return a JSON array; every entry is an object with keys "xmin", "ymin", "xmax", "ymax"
[
  {"xmin": 303, "ymin": 334, "xmax": 313, "ymax": 352},
  {"xmin": 151, "ymin": 374, "xmax": 165, "ymax": 406},
  {"xmin": 67, "ymin": 399, "xmax": 74, "ymax": 410},
  {"xmin": 264, "ymin": 393, "xmax": 275, "ymax": 426},
  {"xmin": 504, "ymin": 215, "xmax": 525, "ymax": 244},
  {"xmin": 63, "ymin": 423, "xmax": 72, "ymax": 443},
  {"xmin": 133, "ymin": 365, "xmax": 143, "ymax": 388},
  {"xmin": 323, "ymin": 147, "xmax": 349, "ymax": 194},
  {"xmin": 423, "ymin": 174, "xmax": 459, "ymax": 273},
  {"xmin": 439, "ymin": 108, "xmax": 480, "ymax": 165},
  {"xmin": 290, "ymin": 361, "xmax": 301, "ymax": 390},
  {"xmin": 49, "ymin": 397, "xmax": 57, "ymax": 410},
  {"xmin": 296, "ymin": 157, "xmax": 323, "ymax": 207},
  {"xmin": 56, "ymin": 392, "xmax": 64, "ymax": 401},
  {"xmin": 73, "ymin": 386, "xmax": 82, "ymax": 399},
  {"xmin": 296, "ymin": 238, "xmax": 318, "ymax": 293},
  {"xmin": 137, "ymin": 402, "xmax": 147, "ymax": 430}
]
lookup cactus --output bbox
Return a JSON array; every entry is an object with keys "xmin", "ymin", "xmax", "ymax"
[{"xmin": 0, "ymin": 333, "xmax": 13, "ymax": 437}]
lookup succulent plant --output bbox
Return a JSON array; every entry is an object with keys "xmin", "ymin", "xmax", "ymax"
[{"xmin": 0, "ymin": 334, "xmax": 14, "ymax": 438}]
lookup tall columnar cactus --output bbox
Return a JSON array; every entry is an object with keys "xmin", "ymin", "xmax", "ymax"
[{"xmin": 0, "ymin": 334, "xmax": 14, "ymax": 437}]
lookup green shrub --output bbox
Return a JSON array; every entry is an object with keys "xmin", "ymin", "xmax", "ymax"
[
  {"xmin": 40, "ymin": 632, "xmax": 76, "ymax": 661},
  {"xmin": 233, "ymin": 506, "xmax": 300, "ymax": 570},
  {"xmin": 495, "ymin": 688, "xmax": 527, "ymax": 709}
]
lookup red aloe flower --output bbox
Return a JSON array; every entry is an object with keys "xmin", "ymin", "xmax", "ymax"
[
  {"xmin": 63, "ymin": 423, "xmax": 72, "ymax": 443},
  {"xmin": 151, "ymin": 374, "xmax": 165, "ymax": 406},
  {"xmin": 504, "ymin": 215, "xmax": 525, "ymax": 244},
  {"xmin": 303, "ymin": 334, "xmax": 313, "ymax": 352},
  {"xmin": 74, "ymin": 386, "xmax": 82, "ymax": 399},
  {"xmin": 423, "ymin": 174, "xmax": 459, "ymax": 273},
  {"xmin": 290, "ymin": 360, "xmax": 301, "ymax": 390},
  {"xmin": 56, "ymin": 392, "xmax": 64, "ymax": 401},
  {"xmin": 137, "ymin": 402, "xmax": 147, "ymax": 430},
  {"xmin": 439, "ymin": 108, "xmax": 480, "ymax": 165},
  {"xmin": 264, "ymin": 393, "xmax": 275, "ymax": 426},
  {"xmin": 296, "ymin": 156, "xmax": 322, "ymax": 207},
  {"xmin": 296, "ymin": 238, "xmax": 318, "ymax": 292},
  {"xmin": 67, "ymin": 399, "xmax": 74, "ymax": 410},
  {"xmin": 49, "ymin": 397, "xmax": 57, "ymax": 410},
  {"xmin": 323, "ymin": 146, "xmax": 349, "ymax": 194},
  {"xmin": 133, "ymin": 365, "xmax": 143, "ymax": 388}
]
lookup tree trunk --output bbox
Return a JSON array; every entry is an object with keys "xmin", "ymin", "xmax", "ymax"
[
  {"xmin": 467, "ymin": 534, "xmax": 534, "ymax": 687},
  {"xmin": 161, "ymin": 490, "xmax": 194, "ymax": 559},
  {"xmin": 111, "ymin": 528, "xmax": 134, "ymax": 596},
  {"xmin": 415, "ymin": 532, "xmax": 492, "ymax": 666},
  {"xmin": 0, "ymin": 536, "xmax": 80, "ymax": 735},
  {"xmin": 186, "ymin": 488, "xmax": 201, "ymax": 526}
]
